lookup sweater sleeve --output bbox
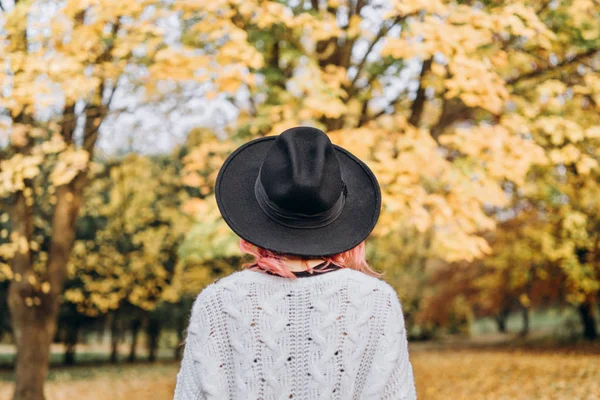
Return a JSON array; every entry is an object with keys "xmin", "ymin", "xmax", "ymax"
[
  {"xmin": 381, "ymin": 289, "xmax": 417, "ymax": 400},
  {"xmin": 364, "ymin": 284, "xmax": 417, "ymax": 400},
  {"xmin": 173, "ymin": 286, "xmax": 215, "ymax": 400}
]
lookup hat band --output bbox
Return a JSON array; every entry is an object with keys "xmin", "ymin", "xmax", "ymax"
[{"xmin": 254, "ymin": 176, "xmax": 347, "ymax": 229}]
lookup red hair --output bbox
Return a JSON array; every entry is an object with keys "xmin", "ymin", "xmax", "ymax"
[{"xmin": 239, "ymin": 238, "xmax": 383, "ymax": 280}]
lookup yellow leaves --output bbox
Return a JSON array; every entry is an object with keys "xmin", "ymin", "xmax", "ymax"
[
  {"xmin": 215, "ymin": 68, "xmax": 256, "ymax": 93},
  {"xmin": 306, "ymin": 14, "xmax": 345, "ymax": 42},
  {"xmin": 10, "ymin": 124, "xmax": 29, "ymax": 147},
  {"xmin": 584, "ymin": 126, "xmax": 600, "ymax": 139},
  {"xmin": 534, "ymin": 117, "xmax": 583, "ymax": 146},
  {"xmin": 536, "ymin": 79, "xmax": 567, "ymax": 98},
  {"xmin": 66, "ymin": 26, "xmax": 106, "ymax": 61},
  {"xmin": 149, "ymin": 48, "xmax": 211, "ymax": 82},
  {"xmin": 283, "ymin": 62, "xmax": 349, "ymax": 120},
  {"xmin": 215, "ymin": 41, "xmax": 263, "ymax": 70},
  {"xmin": 256, "ymin": 2, "xmax": 294, "ymax": 28},
  {"xmin": 305, "ymin": 97, "xmax": 347, "ymax": 119},
  {"xmin": 1, "ymin": 1, "xmax": 31, "ymax": 50},
  {"xmin": 39, "ymin": 134, "xmax": 67, "ymax": 154},
  {"xmin": 346, "ymin": 15, "xmax": 362, "ymax": 38},
  {"xmin": 434, "ymin": 229, "xmax": 493, "ymax": 263},
  {"xmin": 41, "ymin": 282, "xmax": 51, "ymax": 294},
  {"xmin": 51, "ymin": 148, "xmax": 90, "ymax": 186},
  {"xmin": 0, "ymin": 263, "xmax": 13, "ymax": 282},
  {"xmin": 387, "ymin": 0, "xmax": 447, "ymax": 18},
  {"xmin": 430, "ymin": 62, "xmax": 447, "ymax": 77},
  {"xmin": 562, "ymin": 211, "xmax": 588, "ymax": 239},
  {"xmin": 565, "ymin": 0, "xmax": 600, "ymax": 41},
  {"xmin": 182, "ymin": 133, "xmax": 236, "ymax": 192},
  {"xmin": 519, "ymin": 293, "xmax": 531, "ymax": 307},
  {"xmin": 27, "ymin": 274, "xmax": 37, "ymax": 285},
  {"xmin": 406, "ymin": 202, "xmax": 432, "ymax": 234},
  {"xmin": 181, "ymin": 198, "xmax": 210, "ymax": 219},
  {"xmin": 2, "ymin": 0, "xmax": 265, "ymax": 117},
  {"xmin": 329, "ymin": 125, "xmax": 502, "ymax": 262},
  {"xmin": 64, "ymin": 151, "xmax": 196, "ymax": 312},
  {"xmin": 445, "ymin": 55, "xmax": 509, "ymax": 114},
  {"xmin": 440, "ymin": 122, "xmax": 545, "ymax": 186},
  {"xmin": 489, "ymin": 50, "xmax": 508, "ymax": 68},
  {"xmin": 499, "ymin": 4, "xmax": 556, "ymax": 49},
  {"xmin": 381, "ymin": 2, "xmax": 557, "ymax": 122},
  {"xmin": 0, "ymin": 153, "xmax": 44, "ymax": 195},
  {"xmin": 323, "ymin": 64, "xmax": 349, "ymax": 87},
  {"xmin": 65, "ymin": 289, "xmax": 85, "ymax": 304}
]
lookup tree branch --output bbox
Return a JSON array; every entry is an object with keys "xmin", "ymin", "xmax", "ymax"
[
  {"xmin": 357, "ymin": 99, "xmax": 370, "ymax": 127},
  {"xmin": 506, "ymin": 48, "xmax": 600, "ymax": 85},
  {"xmin": 367, "ymin": 93, "xmax": 405, "ymax": 123},
  {"xmin": 430, "ymin": 97, "xmax": 470, "ymax": 141},
  {"xmin": 536, "ymin": 0, "xmax": 552, "ymax": 14},
  {"xmin": 408, "ymin": 58, "xmax": 432, "ymax": 127},
  {"xmin": 347, "ymin": 16, "xmax": 402, "ymax": 96}
]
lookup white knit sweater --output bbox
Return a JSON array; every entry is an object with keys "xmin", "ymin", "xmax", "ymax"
[{"xmin": 173, "ymin": 267, "xmax": 417, "ymax": 400}]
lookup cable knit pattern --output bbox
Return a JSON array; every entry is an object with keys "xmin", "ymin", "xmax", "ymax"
[{"xmin": 173, "ymin": 268, "xmax": 417, "ymax": 400}]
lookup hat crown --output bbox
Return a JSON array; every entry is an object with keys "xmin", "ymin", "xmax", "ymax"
[{"xmin": 259, "ymin": 127, "xmax": 344, "ymax": 215}]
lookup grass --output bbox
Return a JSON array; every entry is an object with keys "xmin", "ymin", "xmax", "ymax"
[{"xmin": 1, "ymin": 340, "xmax": 599, "ymax": 399}]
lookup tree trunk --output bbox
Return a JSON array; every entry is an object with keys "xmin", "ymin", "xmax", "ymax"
[
  {"xmin": 110, "ymin": 312, "xmax": 120, "ymax": 364},
  {"xmin": 128, "ymin": 318, "xmax": 141, "ymax": 363},
  {"xmin": 519, "ymin": 306, "xmax": 529, "ymax": 337},
  {"xmin": 495, "ymin": 307, "xmax": 510, "ymax": 333},
  {"xmin": 8, "ymin": 287, "xmax": 58, "ymax": 400},
  {"xmin": 7, "ymin": 12, "xmax": 109, "ymax": 397},
  {"xmin": 174, "ymin": 301, "xmax": 185, "ymax": 361},
  {"xmin": 579, "ymin": 301, "xmax": 598, "ymax": 340},
  {"xmin": 64, "ymin": 322, "xmax": 80, "ymax": 366},
  {"xmin": 147, "ymin": 317, "xmax": 161, "ymax": 362},
  {"xmin": 7, "ymin": 179, "xmax": 60, "ymax": 400},
  {"xmin": 495, "ymin": 315, "xmax": 507, "ymax": 333}
]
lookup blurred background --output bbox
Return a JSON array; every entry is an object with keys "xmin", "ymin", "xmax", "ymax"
[{"xmin": 1, "ymin": 0, "xmax": 599, "ymax": 399}]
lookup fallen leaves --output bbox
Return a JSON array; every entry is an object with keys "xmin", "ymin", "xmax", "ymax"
[{"xmin": 0, "ymin": 347, "xmax": 597, "ymax": 399}]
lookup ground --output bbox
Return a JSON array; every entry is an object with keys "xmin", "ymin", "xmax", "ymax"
[{"xmin": 1, "ymin": 342, "xmax": 599, "ymax": 399}]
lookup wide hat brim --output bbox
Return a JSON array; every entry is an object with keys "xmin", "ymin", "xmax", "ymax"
[{"xmin": 215, "ymin": 136, "xmax": 381, "ymax": 257}]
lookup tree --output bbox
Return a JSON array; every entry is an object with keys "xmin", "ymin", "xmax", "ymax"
[
  {"xmin": 0, "ymin": 1, "xmax": 257, "ymax": 398},
  {"xmin": 63, "ymin": 152, "xmax": 195, "ymax": 363},
  {"xmin": 178, "ymin": 0, "xmax": 599, "ymax": 338}
]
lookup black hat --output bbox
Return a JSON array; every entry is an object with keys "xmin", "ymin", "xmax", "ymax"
[{"xmin": 215, "ymin": 126, "xmax": 381, "ymax": 257}]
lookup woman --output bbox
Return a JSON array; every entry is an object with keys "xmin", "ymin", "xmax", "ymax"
[{"xmin": 173, "ymin": 126, "xmax": 417, "ymax": 399}]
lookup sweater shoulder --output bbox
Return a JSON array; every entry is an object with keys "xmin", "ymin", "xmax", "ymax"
[
  {"xmin": 344, "ymin": 269, "xmax": 397, "ymax": 294},
  {"xmin": 190, "ymin": 270, "xmax": 249, "ymax": 310},
  {"xmin": 345, "ymin": 271, "xmax": 405, "ymax": 310}
]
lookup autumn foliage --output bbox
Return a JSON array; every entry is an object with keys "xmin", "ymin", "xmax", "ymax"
[{"xmin": 1, "ymin": 0, "xmax": 600, "ymax": 399}]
